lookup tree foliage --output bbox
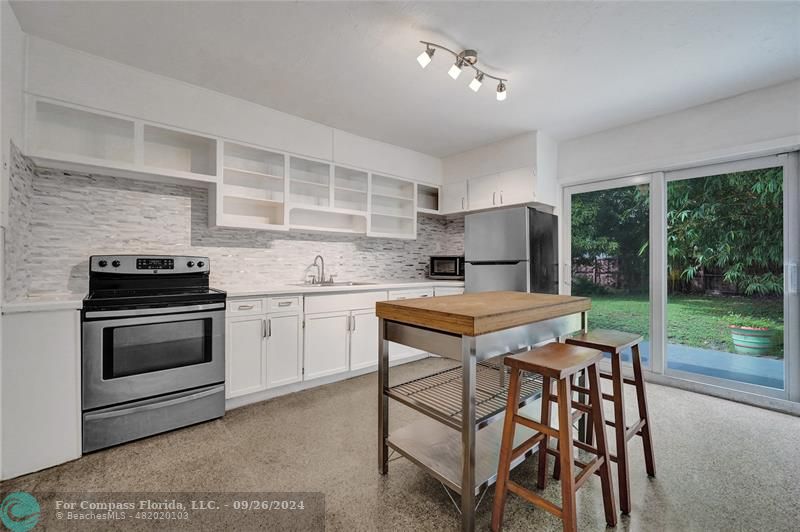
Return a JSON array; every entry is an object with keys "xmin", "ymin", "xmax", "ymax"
[{"xmin": 571, "ymin": 167, "xmax": 784, "ymax": 296}]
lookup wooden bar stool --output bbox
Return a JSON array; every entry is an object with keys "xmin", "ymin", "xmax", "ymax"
[
  {"xmin": 564, "ymin": 329, "xmax": 656, "ymax": 515},
  {"xmin": 491, "ymin": 343, "xmax": 617, "ymax": 532}
]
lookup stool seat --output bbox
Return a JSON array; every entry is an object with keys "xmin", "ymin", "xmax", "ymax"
[
  {"xmin": 505, "ymin": 343, "xmax": 604, "ymax": 379},
  {"xmin": 566, "ymin": 329, "xmax": 643, "ymax": 355}
]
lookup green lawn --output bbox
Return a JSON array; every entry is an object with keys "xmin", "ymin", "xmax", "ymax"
[{"xmin": 584, "ymin": 294, "xmax": 784, "ymax": 358}]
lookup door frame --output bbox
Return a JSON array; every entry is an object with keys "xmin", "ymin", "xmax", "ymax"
[{"xmin": 562, "ymin": 152, "xmax": 800, "ymax": 410}]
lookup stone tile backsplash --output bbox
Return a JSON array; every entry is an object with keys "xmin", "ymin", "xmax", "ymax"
[{"xmin": 4, "ymin": 147, "xmax": 464, "ymax": 300}]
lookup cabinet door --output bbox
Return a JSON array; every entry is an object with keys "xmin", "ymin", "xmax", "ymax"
[
  {"xmin": 467, "ymin": 174, "xmax": 499, "ymax": 210},
  {"xmin": 226, "ymin": 315, "xmax": 267, "ymax": 398},
  {"xmin": 442, "ymin": 181, "xmax": 468, "ymax": 214},
  {"xmin": 266, "ymin": 313, "xmax": 302, "ymax": 388},
  {"xmin": 349, "ymin": 309, "xmax": 379, "ymax": 371},
  {"xmin": 304, "ymin": 312, "xmax": 350, "ymax": 380},
  {"xmin": 496, "ymin": 167, "xmax": 535, "ymax": 206}
]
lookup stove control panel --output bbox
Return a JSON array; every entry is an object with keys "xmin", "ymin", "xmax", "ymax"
[
  {"xmin": 137, "ymin": 258, "xmax": 174, "ymax": 270},
  {"xmin": 90, "ymin": 255, "xmax": 209, "ymax": 274}
]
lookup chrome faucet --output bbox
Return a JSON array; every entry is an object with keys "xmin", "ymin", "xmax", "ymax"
[{"xmin": 313, "ymin": 255, "xmax": 325, "ymax": 284}]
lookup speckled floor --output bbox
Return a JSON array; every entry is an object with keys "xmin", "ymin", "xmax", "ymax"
[{"xmin": 3, "ymin": 357, "xmax": 799, "ymax": 531}]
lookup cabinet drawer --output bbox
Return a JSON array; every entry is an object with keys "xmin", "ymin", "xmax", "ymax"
[
  {"xmin": 227, "ymin": 298, "xmax": 264, "ymax": 315},
  {"xmin": 267, "ymin": 296, "xmax": 301, "ymax": 313},
  {"xmin": 388, "ymin": 288, "xmax": 434, "ymax": 301}
]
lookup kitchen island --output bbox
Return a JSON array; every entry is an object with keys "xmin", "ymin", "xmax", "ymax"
[{"xmin": 375, "ymin": 291, "xmax": 591, "ymax": 531}]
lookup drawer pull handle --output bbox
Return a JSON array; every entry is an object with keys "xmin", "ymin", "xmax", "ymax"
[
  {"xmin": 238, "ymin": 304, "xmax": 254, "ymax": 310},
  {"xmin": 277, "ymin": 301, "xmax": 292, "ymax": 307}
]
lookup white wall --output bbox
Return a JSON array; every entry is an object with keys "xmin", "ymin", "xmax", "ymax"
[
  {"xmin": 558, "ymin": 79, "xmax": 800, "ymax": 183},
  {"xmin": 24, "ymin": 37, "xmax": 442, "ymax": 184},
  {"xmin": 443, "ymin": 131, "xmax": 538, "ymax": 183},
  {"xmin": 1, "ymin": 0, "xmax": 25, "ymax": 222}
]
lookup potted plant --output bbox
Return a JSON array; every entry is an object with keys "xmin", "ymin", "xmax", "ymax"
[{"xmin": 726, "ymin": 313, "xmax": 777, "ymax": 356}]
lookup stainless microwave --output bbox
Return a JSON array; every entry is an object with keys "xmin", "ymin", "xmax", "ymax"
[{"xmin": 429, "ymin": 255, "xmax": 465, "ymax": 280}]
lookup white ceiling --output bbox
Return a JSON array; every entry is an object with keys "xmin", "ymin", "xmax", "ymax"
[{"xmin": 11, "ymin": 1, "xmax": 800, "ymax": 157}]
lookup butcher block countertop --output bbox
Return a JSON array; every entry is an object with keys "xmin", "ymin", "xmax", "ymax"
[{"xmin": 375, "ymin": 291, "xmax": 591, "ymax": 336}]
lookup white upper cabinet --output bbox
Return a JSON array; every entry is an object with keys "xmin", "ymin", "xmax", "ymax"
[
  {"xmin": 467, "ymin": 173, "xmax": 499, "ymax": 210},
  {"xmin": 441, "ymin": 181, "xmax": 468, "ymax": 214},
  {"xmin": 496, "ymin": 168, "xmax": 536, "ymax": 206}
]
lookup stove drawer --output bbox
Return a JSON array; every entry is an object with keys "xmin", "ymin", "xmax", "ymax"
[
  {"xmin": 83, "ymin": 384, "xmax": 224, "ymax": 452},
  {"xmin": 228, "ymin": 298, "xmax": 264, "ymax": 315}
]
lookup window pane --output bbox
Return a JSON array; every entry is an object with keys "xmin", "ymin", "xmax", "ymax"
[
  {"xmin": 570, "ymin": 184, "xmax": 650, "ymax": 367},
  {"xmin": 666, "ymin": 167, "xmax": 784, "ymax": 390}
]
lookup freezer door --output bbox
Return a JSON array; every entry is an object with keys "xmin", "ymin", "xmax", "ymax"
[
  {"xmin": 465, "ymin": 206, "xmax": 529, "ymax": 262},
  {"xmin": 465, "ymin": 261, "xmax": 529, "ymax": 292}
]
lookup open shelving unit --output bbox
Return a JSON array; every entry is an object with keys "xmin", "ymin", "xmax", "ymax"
[
  {"xmin": 289, "ymin": 156, "xmax": 331, "ymax": 208},
  {"xmin": 369, "ymin": 174, "xmax": 416, "ymax": 238},
  {"xmin": 143, "ymin": 124, "xmax": 217, "ymax": 177},
  {"xmin": 333, "ymin": 166, "xmax": 369, "ymax": 212},
  {"xmin": 25, "ymin": 96, "xmax": 436, "ymax": 239},
  {"xmin": 417, "ymin": 184, "xmax": 440, "ymax": 214},
  {"xmin": 31, "ymin": 100, "xmax": 136, "ymax": 165},
  {"xmin": 217, "ymin": 141, "xmax": 287, "ymax": 230}
]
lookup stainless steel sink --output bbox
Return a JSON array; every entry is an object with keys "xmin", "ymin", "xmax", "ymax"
[{"xmin": 291, "ymin": 281, "xmax": 376, "ymax": 288}]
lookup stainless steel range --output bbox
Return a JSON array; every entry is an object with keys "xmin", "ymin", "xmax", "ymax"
[{"xmin": 81, "ymin": 255, "xmax": 226, "ymax": 452}]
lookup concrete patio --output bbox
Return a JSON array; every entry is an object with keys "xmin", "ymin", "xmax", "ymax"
[{"xmin": 614, "ymin": 341, "xmax": 784, "ymax": 390}]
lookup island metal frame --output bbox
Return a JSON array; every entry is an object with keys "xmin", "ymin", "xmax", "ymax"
[{"xmin": 378, "ymin": 310, "xmax": 588, "ymax": 531}]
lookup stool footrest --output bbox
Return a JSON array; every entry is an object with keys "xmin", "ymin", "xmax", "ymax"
[
  {"xmin": 511, "ymin": 432, "xmax": 545, "ymax": 462},
  {"xmin": 507, "ymin": 480, "xmax": 562, "ymax": 518},
  {"xmin": 514, "ymin": 414, "xmax": 559, "ymax": 438},
  {"xmin": 626, "ymin": 418, "xmax": 646, "ymax": 441},
  {"xmin": 548, "ymin": 393, "xmax": 593, "ymax": 415},
  {"xmin": 599, "ymin": 371, "xmax": 637, "ymax": 386},
  {"xmin": 575, "ymin": 456, "xmax": 605, "ymax": 490}
]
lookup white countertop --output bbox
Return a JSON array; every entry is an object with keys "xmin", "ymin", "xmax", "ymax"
[
  {"xmin": 224, "ymin": 279, "xmax": 464, "ymax": 298},
  {"xmin": 1, "ymin": 280, "xmax": 465, "ymax": 313}
]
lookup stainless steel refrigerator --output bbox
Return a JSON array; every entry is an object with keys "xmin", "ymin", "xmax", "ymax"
[{"xmin": 464, "ymin": 206, "xmax": 558, "ymax": 293}]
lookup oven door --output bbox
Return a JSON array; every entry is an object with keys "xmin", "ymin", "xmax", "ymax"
[{"xmin": 83, "ymin": 305, "xmax": 225, "ymax": 410}]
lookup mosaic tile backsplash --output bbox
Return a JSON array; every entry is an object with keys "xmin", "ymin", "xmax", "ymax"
[{"xmin": 4, "ymin": 146, "xmax": 465, "ymax": 300}]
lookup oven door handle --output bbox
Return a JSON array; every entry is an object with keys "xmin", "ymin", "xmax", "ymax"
[
  {"xmin": 84, "ymin": 302, "xmax": 225, "ymax": 319},
  {"xmin": 83, "ymin": 385, "xmax": 224, "ymax": 420}
]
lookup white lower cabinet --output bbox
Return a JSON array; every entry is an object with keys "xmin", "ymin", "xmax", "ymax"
[
  {"xmin": 304, "ymin": 311, "xmax": 351, "ymax": 380},
  {"xmin": 266, "ymin": 313, "xmax": 303, "ymax": 387},
  {"xmin": 387, "ymin": 288, "xmax": 433, "ymax": 362},
  {"xmin": 434, "ymin": 286, "xmax": 464, "ymax": 296},
  {"xmin": 2, "ymin": 309, "xmax": 82, "ymax": 480},
  {"xmin": 226, "ymin": 314, "xmax": 267, "ymax": 398},
  {"xmin": 349, "ymin": 309, "xmax": 379, "ymax": 370}
]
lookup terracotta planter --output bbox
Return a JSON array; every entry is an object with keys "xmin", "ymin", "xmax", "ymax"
[{"xmin": 729, "ymin": 325, "xmax": 775, "ymax": 356}]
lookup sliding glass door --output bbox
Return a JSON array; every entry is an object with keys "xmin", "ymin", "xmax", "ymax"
[
  {"xmin": 564, "ymin": 153, "xmax": 799, "ymax": 405},
  {"xmin": 563, "ymin": 175, "xmax": 651, "ymax": 368}
]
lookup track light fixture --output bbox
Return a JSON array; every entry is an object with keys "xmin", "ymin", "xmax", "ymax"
[
  {"xmin": 496, "ymin": 81, "xmax": 507, "ymax": 101},
  {"xmin": 417, "ymin": 45, "xmax": 434, "ymax": 69},
  {"xmin": 417, "ymin": 40, "xmax": 508, "ymax": 101}
]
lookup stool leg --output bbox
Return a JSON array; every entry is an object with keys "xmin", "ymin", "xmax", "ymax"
[
  {"xmin": 552, "ymin": 373, "xmax": 577, "ymax": 481},
  {"xmin": 537, "ymin": 375, "xmax": 552, "ymax": 489},
  {"xmin": 632, "ymin": 344, "xmax": 656, "ymax": 477},
  {"xmin": 582, "ymin": 368, "xmax": 594, "ymax": 447},
  {"xmin": 611, "ymin": 352, "xmax": 631, "ymax": 514},
  {"xmin": 557, "ymin": 377, "xmax": 577, "ymax": 532},
  {"xmin": 491, "ymin": 368, "xmax": 522, "ymax": 532},
  {"xmin": 589, "ymin": 363, "xmax": 618, "ymax": 527}
]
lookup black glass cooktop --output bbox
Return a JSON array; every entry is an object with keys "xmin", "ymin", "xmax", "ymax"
[{"xmin": 83, "ymin": 287, "xmax": 226, "ymax": 311}]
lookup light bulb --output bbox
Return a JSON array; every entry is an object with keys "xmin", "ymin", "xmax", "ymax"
[
  {"xmin": 469, "ymin": 72, "xmax": 484, "ymax": 92},
  {"xmin": 448, "ymin": 60, "xmax": 463, "ymax": 80},
  {"xmin": 496, "ymin": 81, "xmax": 507, "ymax": 101},
  {"xmin": 417, "ymin": 47, "xmax": 434, "ymax": 69}
]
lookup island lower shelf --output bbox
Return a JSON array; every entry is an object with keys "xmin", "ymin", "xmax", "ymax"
[
  {"xmin": 386, "ymin": 360, "xmax": 543, "ymax": 430},
  {"xmin": 387, "ymin": 401, "xmax": 543, "ymax": 496}
]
